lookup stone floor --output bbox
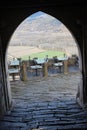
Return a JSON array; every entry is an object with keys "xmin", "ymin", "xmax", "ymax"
[{"xmin": 0, "ymin": 72, "xmax": 87, "ymax": 130}]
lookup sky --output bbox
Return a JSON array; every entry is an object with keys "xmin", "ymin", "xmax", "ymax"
[{"xmin": 28, "ymin": 11, "xmax": 44, "ymax": 20}]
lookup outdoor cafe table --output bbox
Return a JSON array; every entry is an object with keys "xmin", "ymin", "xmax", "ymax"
[
  {"xmin": 58, "ymin": 57, "xmax": 68, "ymax": 73},
  {"xmin": 9, "ymin": 68, "xmax": 20, "ymax": 81},
  {"xmin": 58, "ymin": 57, "xmax": 68, "ymax": 61},
  {"xmin": 34, "ymin": 58, "xmax": 46, "ymax": 65},
  {"xmin": 53, "ymin": 57, "xmax": 68, "ymax": 73},
  {"xmin": 53, "ymin": 62, "xmax": 63, "ymax": 72},
  {"xmin": 30, "ymin": 65, "xmax": 42, "ymax": 76},
  {"xmin": 8, "ymin": 60, "xmax": 20, "ymax": 80},
  {"xmin": 10, "ymin": 60, "xmax": 20, "ymax": 66}
]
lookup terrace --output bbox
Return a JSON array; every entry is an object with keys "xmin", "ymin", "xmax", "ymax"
[{"xmin": 8, "ymin": 54, "xmax": 79, "ymax": 81}]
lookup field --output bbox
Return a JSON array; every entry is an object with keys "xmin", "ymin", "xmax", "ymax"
[
  {"xmin": 7, "ymin": 46, "xmax": 65, "ymax": 60},
  {"xmin": 22, "ymin": 50, "xmax": 65, "ymax": 60}
]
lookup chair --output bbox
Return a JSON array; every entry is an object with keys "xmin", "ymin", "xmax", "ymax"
[
  {"xmin": 33, "ymin": 57, "xmax": 38, "ymax": 65},
  {"xmin": 53, "ymin": 56, "xmax": 63, "ymax": 73}
]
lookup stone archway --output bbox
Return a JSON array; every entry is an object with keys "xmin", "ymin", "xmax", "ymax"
[
  {"xmin": 0, "ymin": 2, "xmax": 87, "ymax": 117},
  {"xmin": 7, "ymin": 11, "xmax": 83, "ymax": 107}
]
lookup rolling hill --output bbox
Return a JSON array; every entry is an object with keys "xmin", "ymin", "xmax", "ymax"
[{"xmin": 9, "ymin": 11, "xmax": 78, "ymax": 56}]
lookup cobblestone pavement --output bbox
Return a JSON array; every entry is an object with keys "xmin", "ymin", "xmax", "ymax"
[{"xmin": 1, "ymin": 72, "xmax": 87, "ymax": 130}]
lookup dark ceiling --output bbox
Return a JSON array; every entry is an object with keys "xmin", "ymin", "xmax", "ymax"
[{"xmin": 0, "ymin": 0, "xmax": 85, "ymax": 8}]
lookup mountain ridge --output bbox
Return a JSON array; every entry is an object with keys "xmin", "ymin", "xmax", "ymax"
[{"xmin": 9, "ymin": 12, "xmax": 78, "ymax": 56}]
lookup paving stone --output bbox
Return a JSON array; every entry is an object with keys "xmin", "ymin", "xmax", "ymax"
[
  {"xmin": 32, "ymin": 109, "xmax": 55, "ymax": 115},
  {"xmin": 0, "ymin": 122, "xmax": 27, "ymax": 127},
  {"xmin": 20, "ymin": 126, "xmax": 30, "ymax": 130},
  {"xmin": 53, "ymin": 109, "xmax": 68, "ymax": 113},
  {"xmin": 22, "ymin": 116, "xmax": 33, "ymax": 122},
  {"xmin": 9, "ymin": 112, "xmax": 29, "ymax": 117},
  {"xmin": 44, "ymin": 118, "xmax": 60, "ymax": 122},
  {"xmin": 34, "ymin": 106, "xmax": 48, "ymax": 111},
  {"xmin": 1, "ymin": 116, "xmax": 22, "ymax": 122},
  {"xmin": 32, "ymin": 114, "xmax": 54, "ymax": 119},
  {"xmin": 0, "ymin": 126, "xmax": 20, "ymax": 130},
  {"xmin": 55, "ymin": 114, "xmax": 67, "ymax": 118},
  {"xmin": 1, "ymin": 73, "xmax": 87, "ymax": 129}
]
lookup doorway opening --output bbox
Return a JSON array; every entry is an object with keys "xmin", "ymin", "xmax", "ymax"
[
  {"xmin": 6, "ymin": 11, "xmax": 82, "ymax": 102},
  {"xmin": 6, "ymin": 11, "xmax": 83, "ymax": 126}
]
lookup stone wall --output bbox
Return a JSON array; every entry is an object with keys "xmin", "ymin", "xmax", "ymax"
[{"xmin": 0, "ymin": 61, "xmax": 6, "ymax": 118}]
